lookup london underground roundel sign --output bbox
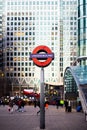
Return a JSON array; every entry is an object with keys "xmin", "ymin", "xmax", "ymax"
[{"xmin": 30, "ymin": 45, "xmax": 54, "ymax": 67}]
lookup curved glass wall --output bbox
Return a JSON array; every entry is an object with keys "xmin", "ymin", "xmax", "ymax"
[
  {"xmin": 64, "ymin": 69, "xmax": 77, "ymax": 93},
  {"xmin": 78, "ymin": 0, "xmax": 87, "ymax": 56},
  {"xmin": 64, "ymin": 65, "xmax": 87, "ymax": 99},
  {"xmin": 71, "ymin": 66, "xmax": 87, "ymax": 84}
]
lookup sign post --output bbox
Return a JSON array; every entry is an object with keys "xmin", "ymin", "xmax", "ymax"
[
  {"xmin": 40, "ymin": 67, "xmax": 45, "ymax": 129},
  {"xmin": 30, "ymin": 45, "xmax": 54, "ymax": 129}
]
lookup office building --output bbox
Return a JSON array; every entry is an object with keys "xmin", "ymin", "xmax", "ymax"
[
  {"xmin": 61, "ymin": 0, "xmax": 77, "ymax": 71},
  {"xmin": 78, "ymin": 0, "xmax": 87, "ymax": 58},
  {"xmin": 0, "ymin": 0, "xmax": 3, "ymax": 69},
  {"xmin": 0, "ymin": 0, "xmax": 77, "ymax": 95}
]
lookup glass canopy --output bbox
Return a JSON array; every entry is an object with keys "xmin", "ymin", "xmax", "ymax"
[
  {"xmin": 71, "ymin": 65, "xmax": 87, "ymax": 85},
  {"xmin": 64, "ymin": 65, "xmax": 87, "ymax": 94}
]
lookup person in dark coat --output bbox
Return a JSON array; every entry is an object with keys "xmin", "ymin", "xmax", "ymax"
[
  {"xmin": 34, "ymin": 99, "xmax": 37, "ymax": 108},
  {"xmin": 21, "ymin": 99, "xmax": 26, "ymax": 112},
  {"xmin": 56, "ymin": 99, "xmax": 60, "ymax": 109},
  {"xmin": 64, "ymin": 100, "xmax": 68, "ymax": 112}
]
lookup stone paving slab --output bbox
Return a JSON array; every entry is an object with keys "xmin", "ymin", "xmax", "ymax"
[{"xmin": 0, "ymin": 105, "xmax": 87, "ymax": 130}]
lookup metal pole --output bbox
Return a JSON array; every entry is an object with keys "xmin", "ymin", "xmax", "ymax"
[{"xmin": 40, "ymin": 67, "xmax": 45, "ymax": 129}]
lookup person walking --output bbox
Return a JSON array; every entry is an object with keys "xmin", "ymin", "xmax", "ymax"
[
  {"xmin": 21, "ymin": 99, "xmax": 26, "ymax": 112},
  {"xmin": 37, "ymin": 100, "xmax": 40, "ymax": 115},
  {"xmin": 8, "ymin": 99, "xmax": 14, "ymax": 114},
  {"xmin": 45, "ymin": 101, "xmax": 49, "ymax": 109},
  {"xmin": 64, "ymin": 100, "xmax": 68, "ymax": 112},
  {"xmin": 34, "ymin": 99, "xmax": 37, "ymax": 108},
  {"xmin": 56, "ymin": 99, "xmax": 60, "ymax": 109}
]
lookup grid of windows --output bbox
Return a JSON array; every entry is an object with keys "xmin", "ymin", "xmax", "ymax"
[
  {"xmin": 0, "ymin": 0, "xmax": 78, "ymax": 93},
  {"xmin": 0, "ymin": 0, "xmax": 3, "ymax": 69},
  {"xmin": 3, "ymin": 0, "xmax": 60, "ymax": 89},
  {"xmin": 61, "ymin": 0, "xmax": 77, "ymax": 72}
]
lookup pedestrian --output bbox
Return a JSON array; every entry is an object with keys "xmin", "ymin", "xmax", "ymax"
[
  {"xmin": 45, "ymin": 100, "xmax": 49, "ymax": 109},
  {"xmin": 8, "ymin": 99, "xmax": 14, "ymax": 114},
  {"xmin": 76, "ymin": 101, "xmax": 82, "ymax": 112},
  {"xmin": 21, "ymin": 99, "xmax": 26, "ymax": 112},
  {"xmin": 60, "ymin": 99, "xmax": 64, "ymax": 107},
  {"xmin": 15, "ymin": 98, "xmax": 22, "ymax": 112},
  {"xmin": 68, "ymin": 100, "xmax": 72, "ymax": 112},
  {"xmin": 34, "ymin": 99, "xmax": 37, "ymax": 108},
  {"xmin": 37, "ymin": 100, "xmax": 40, "ymax": 115},
  {"xmin": 64, "ymin": 99, "xmax": 68, "ymax": 112},
  {"xmin": 56, "ymin": 99, "xmax": 60, "ymax": 109}
]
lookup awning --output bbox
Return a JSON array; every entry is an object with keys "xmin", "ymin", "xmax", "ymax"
[
  {"xmin": 23, "ymin": 89, "xmax": 40, "ymax": 98},
  {"xmin": 45, "ymin": 82, "xmax": 63, "ymax": 86}
]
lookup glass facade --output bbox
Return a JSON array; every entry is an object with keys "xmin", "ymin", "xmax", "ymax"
[
  {"xmin": 64, "ymin": 0, "xmax": 87, "ymax": 102},
  {"xmin": 78, "ymin": 0, "xmax": 87, "ymax": 56},
  {"xmin": 64, "ymin": 57, "xmax": 87, "ymax": 99},
  {"xmin": 65, "ymin": 65, "xmax": 87, "ymax": 86},
  {"xmin": 64, "ymin": 69, "xmax": 77, "ymax": 93}
]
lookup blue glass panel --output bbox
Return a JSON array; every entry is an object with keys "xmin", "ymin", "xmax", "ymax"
[
  {"xmin": 79, "ymin": 0, "xmax": 83, "ymax": 5},
  {"xmin": 80, "ymin": 5, "xmax": 83, "ymax": 17},
  {"xmin": 71, "ymin": 66, "xmax": 87, "ymax": 84}
]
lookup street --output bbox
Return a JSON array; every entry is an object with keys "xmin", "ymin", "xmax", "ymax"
[{"xmin": 0, "ymin": 105, "xmax": 87, "ymax": 130}]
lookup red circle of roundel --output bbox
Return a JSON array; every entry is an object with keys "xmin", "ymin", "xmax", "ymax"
[{"xmin": 32, "ymin": 45, "xmax": 52, "ymax": 67}]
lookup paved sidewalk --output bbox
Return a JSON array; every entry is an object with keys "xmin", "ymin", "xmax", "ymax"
[{"xmin": 0, "ymin": 105, "xmax": 87, "ymax": 130}]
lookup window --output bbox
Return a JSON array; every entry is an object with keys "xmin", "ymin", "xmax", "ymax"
[
  {"xmin": 29, "ymin": 73, "xmax": 31, "ymax": 76},
  {"xmin": 25, "ymin": 73, "xmax": 27, "ymax": 76}
]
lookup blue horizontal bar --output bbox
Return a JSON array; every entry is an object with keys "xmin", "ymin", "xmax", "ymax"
[{"xmin": 30, "ymin": 53, "xmax": 54, "ymax": 59}]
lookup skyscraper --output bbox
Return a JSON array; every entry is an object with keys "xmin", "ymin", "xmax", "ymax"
[
  {"xmin": 0, "ymin": 0, "xmax": 3, "ymax": 69},
  {"xmin": 0, "ymin": 0, "xmax": 77, "ymax": 95},
  {"xmin": 61, "ymin": 0, "xmax": 77, "ymax": 72},
  {"xmin": 78, "ymin": 0, "xmax": 87, "ymax": 57}
]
